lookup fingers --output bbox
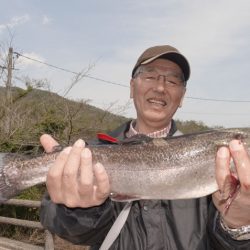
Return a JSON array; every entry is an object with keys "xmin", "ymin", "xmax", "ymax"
[
  {"xmin": 229, "ymin": 140, "xmax": 250, "ymax": 193},
  {"xmin": 46, "ymin": 138, "xmax": 109, "ymax": 208},
  {"xmin": 214, "ymin": 140, "xmax": 250, "ymax": 227},
  {"xmin": 93, "ymin": 162, "xmax": 110, "ymax": 202},
  {"xmin": 78, "ymin": 148, "xmax": 94, "ymax": 199},
  {"xmin": 216, "ymin": 146, "xmax": 231, "ymax": 191},
  {"xmin": 78, "ymin": 150, "xmax": 110, "ymax": 206},
  {"xmin": 40, "ymin": 134, "xmax": 59, "ymax": 153},
  {"xmin": 62, "ymin": 140, "xmax": 84, "ymax": 188},
  {"xmin": 46, "ymin": 147, "xmax": 71, "ymax": 202},
  {"xmin": 47, "ymin": 139, "xmax": 84, "ymax": 206}
]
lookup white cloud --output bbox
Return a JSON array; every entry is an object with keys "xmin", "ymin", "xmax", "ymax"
[
  {"xmin": 0, "ymin": 14, "xmax": 30, "ymax": 33},
  {"xmin": 111, "ymin": 1, "xmax": 250, "ymax": 64},
  {"xmin": 42, "ymin": 15, "xmax": 52, "ymax": 25},
  {"xmin": 16, "ymin": 52, "xmax": 45, "ymax": 68},
  {"xmin": 9, "ymin": 14, "xmax": 30, "ymax": 28},
  {"xmin": 134, "ymin": 1, "xmax": 249, "ymax": 61}
]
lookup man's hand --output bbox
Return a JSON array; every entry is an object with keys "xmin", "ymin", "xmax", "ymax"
[
  {"xmin": 213, "ymin": 139, "xmax": 250, "ymax": 228},
  {"xmin": 40, "ymin": 134, "xmax": 110, "ymax": 208}
]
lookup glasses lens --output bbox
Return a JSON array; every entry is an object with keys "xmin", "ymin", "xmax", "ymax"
[
  {"xmin": 165, "ymin": 73, "xmax": 184, "ymax": 86},
  {"xmin": 138, "ymin": 67, "xmax": 184, "ymax": 87}
]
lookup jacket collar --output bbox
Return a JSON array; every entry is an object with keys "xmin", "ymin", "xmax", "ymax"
[{"xmin": 97, "ymin": 120, "xmax": 177, "ymax": 143}]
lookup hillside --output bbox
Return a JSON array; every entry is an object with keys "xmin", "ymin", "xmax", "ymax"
[{"xmin": 0, "ymin": 86, "xmax": 128, "ymax": 153}]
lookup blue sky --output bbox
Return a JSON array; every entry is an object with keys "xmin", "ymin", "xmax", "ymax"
[{"xmin": 1, "ymin": 0, "xmax": 250, "ymax": 128}]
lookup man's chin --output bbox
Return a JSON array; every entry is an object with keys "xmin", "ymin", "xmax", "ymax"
[{"xmin": 144, "ymin": 112, "xmax": 171, "ymax": 124}]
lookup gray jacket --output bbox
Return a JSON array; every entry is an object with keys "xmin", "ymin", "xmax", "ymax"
[{"xmin": 40, "ymin": 120, "xmax": 250, "ymax": 250}]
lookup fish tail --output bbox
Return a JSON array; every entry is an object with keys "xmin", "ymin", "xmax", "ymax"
[{"xmin": 0, "ymin": 153, "xmax": 19, "ymax": 204}]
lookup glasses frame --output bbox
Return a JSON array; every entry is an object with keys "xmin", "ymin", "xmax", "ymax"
[{"xmin": 134, "ymin": 66, "xmax": 186, "ymax": 87}]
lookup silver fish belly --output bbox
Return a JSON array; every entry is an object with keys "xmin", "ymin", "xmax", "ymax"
[{"xmin": 0, "ymin": 128, "xmax": 249, "ymax": 203}]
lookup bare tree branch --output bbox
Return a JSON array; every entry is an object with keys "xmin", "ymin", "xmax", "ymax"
[{"xmin": 62, "ymin": 63, "xmax": 95, "ymax": 97}]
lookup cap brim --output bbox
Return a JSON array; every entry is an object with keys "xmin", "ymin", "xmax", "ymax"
[{"xmin": 141, "ymin": 51, "xmax": 190, "ymax": 81}]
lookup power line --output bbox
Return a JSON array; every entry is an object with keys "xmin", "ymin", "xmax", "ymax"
[
  {"xmin": 83, "ymin": 75, "xmax": 128, "ymax": 88},
  {"xmin": 185, "ymin": 96, "xmax": 250, "ymax": 103},
  {"xmin": 14, "ymin": 51, "xmax": 250, "ymax": 103},
  {"xmin": 14, "ymin": 52, "xmax": 79, "ymax": 75},
  {"xmin": 14, "ymin": 52, "xmax": 128, "ymax": 88},
  {"xmin": 178, "ymin": 111, "xmax": 249, "ymax": 116}
]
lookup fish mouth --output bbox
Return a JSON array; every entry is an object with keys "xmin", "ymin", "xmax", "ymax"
[{"xmin": 147, "ymin": 98, "xmax": 167, "ymax": 107}]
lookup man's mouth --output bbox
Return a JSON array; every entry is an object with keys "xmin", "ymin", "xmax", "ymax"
[{"xmin": 147, "ymin": 98, "xmax": 167, "ymax": 106}]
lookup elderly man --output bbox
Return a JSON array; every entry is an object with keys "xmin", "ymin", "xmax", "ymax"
[{"xmin": 40, "ymin": 45, "xmax": 250, "ymax": 249}]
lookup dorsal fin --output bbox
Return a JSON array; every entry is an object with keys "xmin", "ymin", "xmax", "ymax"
[{"xmin": 118, "ymin": 134, "xmax": 152, "ymax": 145}]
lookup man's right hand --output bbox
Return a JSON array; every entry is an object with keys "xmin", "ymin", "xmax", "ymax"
[{"xmin": 40, "ymin": 134, "xmax": 110, "ymax": 208}]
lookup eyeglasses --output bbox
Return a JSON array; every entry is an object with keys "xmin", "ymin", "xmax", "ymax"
[{"xmin": 135, "ymin": 67, "xmax": 186, "ymax": 87}]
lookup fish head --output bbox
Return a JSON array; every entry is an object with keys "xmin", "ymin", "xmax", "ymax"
[
  {"xmin": 233, "ymin": 128, "xmax": 250, "ymax": 152},
  {"xmin": 214, "ymin": 128, "xmax": 250, "ymax": 155}
]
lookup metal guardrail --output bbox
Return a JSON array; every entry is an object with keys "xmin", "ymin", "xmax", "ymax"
[{"xmin": 0, "ymin": 199, "xmax": 54, "ymax": 250}]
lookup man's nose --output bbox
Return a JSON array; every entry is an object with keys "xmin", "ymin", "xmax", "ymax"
[{"xmin": 155, "ymin": 75, "xmax": 166, "ymax": 92}]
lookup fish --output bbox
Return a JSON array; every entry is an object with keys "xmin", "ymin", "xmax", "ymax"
[{"xmin": 0, "ymin": 128, "xmax": 249, "ymax": 204}]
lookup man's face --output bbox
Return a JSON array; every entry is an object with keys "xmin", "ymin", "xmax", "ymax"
[{"xmin": 130, "ymin": 59, "xmax": 186, "ymax": 128}]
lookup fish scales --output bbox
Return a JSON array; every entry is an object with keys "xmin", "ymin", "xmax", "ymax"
[{"xmin": 0, "ymin": 128, "xmax": 249, "ymax": 203}]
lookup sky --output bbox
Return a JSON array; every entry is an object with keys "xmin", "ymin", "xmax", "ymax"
[{"xmin": 0, "ymin": 0, "xmax": 250, "ymax": 128}]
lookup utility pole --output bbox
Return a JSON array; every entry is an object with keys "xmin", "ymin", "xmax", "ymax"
[
  {"xmin": 4, "ymin": 47, "xmax": 14, "ymax": 137},
  {"xmin": 6, "ymin": 47, "xmax": 13, "ymax": 105}
]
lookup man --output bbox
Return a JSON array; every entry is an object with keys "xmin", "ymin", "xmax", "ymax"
[{"xmin": 40, "ymin": 45, "xmax": 250, "ymax": 249}]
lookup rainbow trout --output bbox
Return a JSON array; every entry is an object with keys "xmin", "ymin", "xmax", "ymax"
[{"xmin": 0, "ymin": 128, "xmax": 249, "ymax": 203}]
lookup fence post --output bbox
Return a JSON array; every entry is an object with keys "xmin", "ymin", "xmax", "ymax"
[
  {"xmin": 1, "ymin": 199, "xmax": 55, "ymax": 249},
  {"xmin": 45, "ymin": 230, "xmax": 54, "ymax": 250}
]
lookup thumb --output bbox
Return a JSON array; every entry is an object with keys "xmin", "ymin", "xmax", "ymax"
[{"xmin": 40, "ymin": 134, "xmax": 59, "ymax": 153}]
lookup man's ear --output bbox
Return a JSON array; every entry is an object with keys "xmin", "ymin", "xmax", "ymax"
[
  {"xmin": 179, "ymin": 88, "xmax": 186, "ymax": 108},
  {"xmin": 130, "ymin": 78, "xmax": 135, "ymax": 98}
]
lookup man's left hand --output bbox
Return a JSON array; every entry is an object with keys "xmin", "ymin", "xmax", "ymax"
[{"xmin": 213, "ymin": 139, "xmax": 250, "ymax": 228}]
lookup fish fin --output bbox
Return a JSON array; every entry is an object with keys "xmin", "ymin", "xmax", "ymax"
[
  {"xmin": 118, "ymin": 134, "xmax": 152, "ymax": 145},
  {"xmin": 109, "ymin": 193, "xmax": 140, "ymax": 202}
]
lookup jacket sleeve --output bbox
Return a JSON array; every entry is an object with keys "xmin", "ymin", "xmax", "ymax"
[
  {"xmin": 40, "ymin": 193, "xmax": 114, "ymax": 245},
  {"xmin": 207, "ymin": 202, "xmax": 250, "ymax": 250}
]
